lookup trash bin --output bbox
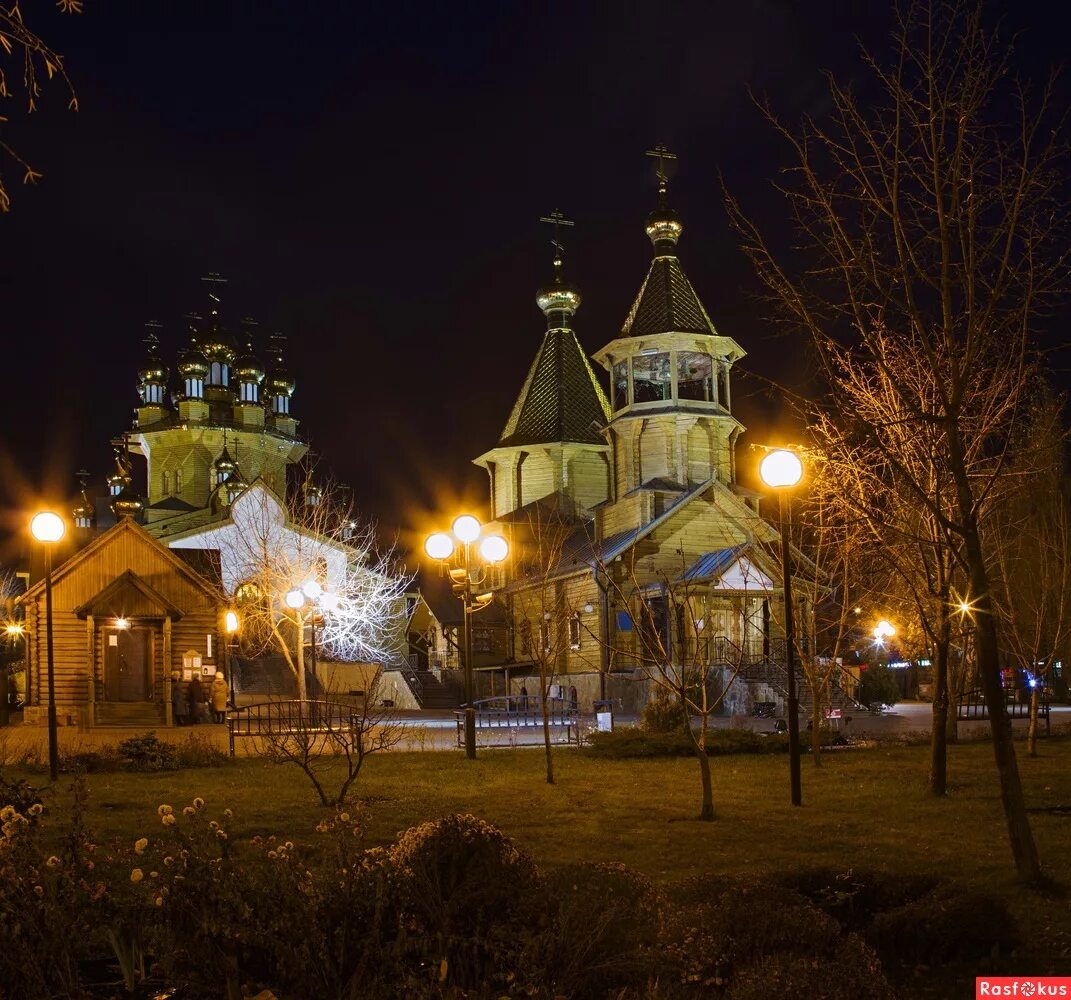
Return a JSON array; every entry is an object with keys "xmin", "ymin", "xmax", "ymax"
[{"xmin": 593, "ymin": 699, "xmax": 614, "ymax": 733}]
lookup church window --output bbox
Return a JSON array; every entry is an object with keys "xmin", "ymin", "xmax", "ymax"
[
  {"xmin": 210, "ymin": 361, "xmax": 229, "ymax": 386},
  {"xmin": 612, "ymin": 360, "xmax": 629, "ymax": 410},
  {"xmin": 174, "ymin": 469, "xmax": 182, "ymax": 493},
  {"xmin": 677, "ymin": 352, "xmax": 714, "ymax": 402},
  {"xmin": 161, "ymin": 471, "xmax": 170, "ymax": 495},
  {"xmin": 632, "ymin": 352, "xmax": 671, "ymax": 403},
  {"xmin": 569, "ymin": 614, "xmax": 581, "ymax": 650},
  {"xmin": 240, "ymin": 381, "xmax": 259, "ymax": 403},
  {"xmin": 273, "ymin": 394, "xmax": 290, "ymax": 415}
]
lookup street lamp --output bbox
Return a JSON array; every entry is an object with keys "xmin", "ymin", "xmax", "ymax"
[
  {"xmin": 424, "ymin": 514, "xmax": 509, "ymax": 760},
  {"xmin": 758, "ymin": 449, "xmax": 804, "ymax": 807},
  {"xmin": 873, "ymin": 619, "xmax": 896, "ymax": 644},
  {"xmin": 285, "ymin": 582, "xmax": 336, "ymax": 700},
  {"xmin": 30, "ymin": 510, "xmax": 65, "ymax": 782}
]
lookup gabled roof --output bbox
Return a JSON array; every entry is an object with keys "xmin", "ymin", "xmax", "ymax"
[
  {"xmin": 620, "ymin": 255, "xmax": 718, "ymax": 338},
  {"xmin": 497, "ymin": 327, "xmax": 610, "ymax": 448},
  {"xmin": 73, "ymin": 570, "xmax": 186, "ymax": 620},
  {"xmin": 21, "ymin": 517, "xmax": 221, "ymax": 603},
  {"xmin": 679, "ymin": 545, "xmax": 748, "ymax": 582}
]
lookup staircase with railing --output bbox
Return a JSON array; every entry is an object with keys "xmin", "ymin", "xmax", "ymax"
[
  {"xmin": 397, "ymin": 667, "xmax": 460, "ymax": 709},
  {"xmin": 687, "ymin": 635, "xmax": 866, "ymax": 717}
]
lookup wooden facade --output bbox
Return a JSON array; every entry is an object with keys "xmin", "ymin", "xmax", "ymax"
[{"xmin": 20, "ymin": 519, "xmax": 224, "ymax": 728}]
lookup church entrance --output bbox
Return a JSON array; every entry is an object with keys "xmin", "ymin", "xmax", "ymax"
[{"xmin": 104, "ymin": 628, "xmax": 151, "ymax": 702}]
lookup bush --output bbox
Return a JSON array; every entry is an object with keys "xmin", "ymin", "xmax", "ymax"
[
  {"xmin": 528, "ymin": 862, "xmax": 666, "ymax": 997},
  {"xmin": 867, "ymin": 882, "xmax": 1019, "ymax": 968},
  {"xmin": 642, "ymin": 695, "xmax": 688, "ymax": 734},
  {"xmin": 0, "ymin": 771, "xmax": 42, "ymax": 815},
  {"xmin": 858, "ymin": 664, "xmax": 900, "ymax": 708},
  {"xmin": 172, "ymin": 732, "xmax": 230, "ymax": 768},
  {"xmin": 586, "ymin": 726, "xmax": 796, "ymax": 759},
  {"xmin": 781, "ymin": 867, "xmax": 939, "ymax": 932},
  {"xmin": 117, "ymin": 733, "xmax": 178, "ymax": 771},
  {"xmin": 727, "ymin": 946, "xmax": 895, "ymax": 1000}
]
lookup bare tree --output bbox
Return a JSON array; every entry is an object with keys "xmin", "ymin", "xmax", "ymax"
[
  {"xmin": 1, "ymin": 2, "xmax": 81, "ymax": 212},
  {"xmin": 589, "ymin": 550, "xmax": 743, "ymax": 822},
  {"xmin": 202, "ymin": 474, "xmax": 411, "ymax": 701},
  {"xmin": 252, "ymin": 669, "xmax": 405, "ymax": 806},
  {"xmin": 988, "ymin": 393, "xmax": 1071, "ymax": 757},
  {"xmin": 727, "ymin": 1, "xmax": 1067, "ymax": 881}
]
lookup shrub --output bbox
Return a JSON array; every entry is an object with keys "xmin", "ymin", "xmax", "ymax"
[
  {"xmin": 586, "ymin": 727, "xmax": 804, "ymax": 759},
  {"xmin": 0, "ymin": 770, "xmax": 42, "ymax": 815},
  {"xmin": 858, "ymin": 664, "xmax": 900, "ymax": 708},
  {"xmin": 727, "ymin": 946, "xmax": 895, "ymax": 1000},
  {"xmin": 781, "ymin": 867, "xmax": 939, "ymax": 932},
  {"xmin": 527, "ymin": 862, "xmax": 666, "ymax": 997},
  {"xmin": 867, "ymin": 882, "xmax": 1019, "ymax": 968},
  {"xmin": 117, "ymin": 733, "xmax": 178, "ymax": 771},
  {"xmin": 642, "ymin": 695, "xmax": 688, "ymax": 734},
  {"xmin": 172, "ymin": 732, "xmax": 230, "ymax": 769},
  {"xmin": 386, "ymin": 813, "xmax": 541, "ymax": 991}
]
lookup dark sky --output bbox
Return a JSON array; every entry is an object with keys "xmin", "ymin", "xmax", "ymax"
[{"xmin": 1, "ymin": 0, "xmax": 1066, "ymax": 554}]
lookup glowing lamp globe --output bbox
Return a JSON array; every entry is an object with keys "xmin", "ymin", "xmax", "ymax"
[
  {"xmin": 225, "ymin": 610, "xmax": 240, "ymax": 634},
  {"xmin": 424, "ymin": 532, "xmax": 455, "ymax": 560},
  {"xmin": 452, "ymin": 514, "xmax": 481, "ymax": 544},
  {"xmin": 759, "ymin": 450, "xmax": 803, "ymax": 489},
  {"xmin": 285, "ymin": 588, "xmax": 305, "ymax": 610},
  {"xmin": 30, "ymin": 511, "xmax": 65, "ymax": 543},
  {"xmin": 874, "ymin": 619, "xmax": 895, "ymax": 640},
  {"xmin": 479, "ymin": 535, "xmax": 509, "ymax": 564},
  {"xmin": 319, "ymin": 591, "xmax": 339, "ymax": 612},
  {"xmin": 302, "ymin": 579, "xmax": 322, "ymax": 600}
]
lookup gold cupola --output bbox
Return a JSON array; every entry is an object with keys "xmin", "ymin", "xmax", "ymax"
[{"xmin": 72, "ymin": 469, "xmax": 94, "ymax": 532}]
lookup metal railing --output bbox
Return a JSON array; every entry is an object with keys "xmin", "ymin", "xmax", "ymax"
[
  {"xmin": 227, "ymin": 700, "xmax": 358, "ymax": 757},
  {"xmin": 455, "ymin": 695, "xmax": 581, "ymax": 747},
  {"xmin": 957, "ymin": 688, "xmax": 1050, "ymax": 732}
]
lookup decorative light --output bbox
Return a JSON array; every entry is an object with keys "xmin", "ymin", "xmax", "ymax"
[
  {"xmin": 30, "ymin": 511, "xmax": 65, "ymax": 543},
  {"xmin": 319, "ymin": 591, "xmax": 339, "ymax": 612},
  {"xmin": 302, "ymin": 579, "xmax": 323, "ymax": 600},
  {"xmin": 115, "ymin": 617, "xmax": 130, "ymax": 630},
  {"xmin": 424, "ymin": 532, "xmax": 455, "ymax": 560},
  {"xmin": 958, "ymin": 601, "xmax": 971, "ymax": 615},
  {"xmin": 225, "ymin": 610, "xmax": 240, "ymax": 634},
  {"xmin": 452, "ymin": 515, "xmax": 481, "ymax": 544},
  {"xmin": 478, "ymin": 535, "xmax": 508, "ymax": 564},
  {"xmin": 285, "ymin": 588, "xmax": 305, "ymax": 609},
  {"xmin": 873, "ymin": 619, "xmax": 895, "ymax": 641},
  {"xmin": 758, "ymin": 449, "xmax": 804, "ymax": 489},
  {"xmin": 5, "ymin": 623, "xmax": 24, "ymax": 637}
]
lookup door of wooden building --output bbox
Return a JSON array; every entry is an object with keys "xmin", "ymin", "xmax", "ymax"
[{"xmin": 104, "ymin": 628, "xmax": 151, "ymax": 702}]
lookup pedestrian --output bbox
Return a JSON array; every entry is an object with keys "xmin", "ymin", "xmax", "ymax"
[
  {"xmin": 187, "ymin": 674, "xmax": 204, "ymax": 724},
  {"xmin": 210, "ymin": 671, "xmax": 229, "ymax": 724},
  {"xmin": 171, "ymin": 671, "xmax": 188, "ymax": 727},
  {"xmin": 519, "ymin": 684, "xmax": 529, "ymax": 711}
]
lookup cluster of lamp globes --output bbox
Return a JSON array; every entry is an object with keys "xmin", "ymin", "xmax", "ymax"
[
  {"xmin": 285, "ymin": 578, "xmax": 340, "ymax": 614},
  {"xmin": 424, "ymin": 515, "xmax": 509, "ymax": 565}
]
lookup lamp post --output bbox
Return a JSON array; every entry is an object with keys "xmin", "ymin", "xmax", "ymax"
[
  {"xmin": 284, "ymin": 581, "xmax": 338, "ymax": 702},
  {"xmin": 30, "ymin": 511, "xmax": 65, "ymax": 782},
  {"xmin": 284, "ymin": 587, "xmax": 309, "ymax": 702},
  {"xmin": 424, "ymin": 515, "xmax": 509, "ymax": 760},
  {"xmin": 758, "ymin": 449, "xmax": 804, "ymax": 807}
]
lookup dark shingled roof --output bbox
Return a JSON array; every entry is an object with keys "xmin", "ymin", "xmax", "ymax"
[
  {"xmin": 498, "ymin": 328, "xmax": 610, "ymax": 448},
  {"xmin": 620, "ymin": 256, "xmax": 717, "ymax": 338}
]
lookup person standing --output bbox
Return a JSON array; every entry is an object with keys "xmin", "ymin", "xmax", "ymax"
[
  {"xmin": 187, "ymin": 674, "xmax": 204, "ymax": 724},
  {"xmin": 210, "ymin": 671, "xmax": 229, "ymax": 724},
  {"xmin": 171, "ymin": 672, "xmax": 188, "ymax": 727}
]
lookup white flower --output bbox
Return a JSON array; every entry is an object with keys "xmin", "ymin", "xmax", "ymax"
[
  {"xmin": 192, "ymin": 797, "xmax": 205, "ymax": 810},
  {"xmin": 157, "ymin": 805, "xmax": 173, "ymax": 817},
  {"xmin": 134, "ymin": 838, "xmax": 149, "ymax": 855}
]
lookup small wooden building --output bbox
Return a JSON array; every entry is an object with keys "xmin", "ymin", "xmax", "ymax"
[{"xmin": 20, "ymin": 518, "xmax": 224, "ymax": 728}]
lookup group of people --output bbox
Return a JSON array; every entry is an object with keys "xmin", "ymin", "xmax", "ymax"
[{"xmin": 171, "ymin": 670, "xmax": 230, "ymax": 725}]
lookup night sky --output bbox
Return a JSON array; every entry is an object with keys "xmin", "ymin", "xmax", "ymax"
[{"xmin": 1, "ymin": 0, "xmax": 1065, "ymax": 556}]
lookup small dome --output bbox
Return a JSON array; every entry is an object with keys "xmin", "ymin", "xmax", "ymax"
[
  {"xmin": 645, "ymin": 205, "xmax": 683, "ymax": 251},
  {"xmin": 138, "ymin": 332, "xmax": 168, "ymax": 386},
  {"xmin": 265, "ymin": 340, "xmax": 294, "ymax": 397},
  {"xmin": 214, "ymin": 446, "xmax": 237, "ymax": 477},
  {"xmin": 233, "ymin": 344, "xmax": 265, "ymax": 384},
  {"xmin": 536, "ymin": 272, "xmax": 582, "ymax": 318},
  {"xmin": 177, "ymin": 339, "xmax": 209, "ymax": 379},
  {"xmin": 111, "ymin": 483, "xmax": 144, "ymax": 520}
]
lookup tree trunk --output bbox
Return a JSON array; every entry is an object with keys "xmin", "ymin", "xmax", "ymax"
[
  {"xmin": 541, "ymin": 698, "xmax": 555, "ymax": 785},
  {"xmin": 812, "ymin": 683, "xmax": 823, "ymax": 768},
  {"xmin": 695, "ymin": 738, "xmax": 714, "ymax": 821},
  {"xmin": 1027, "ymin": 685, "xmax": 1040, "ymax": 758},
  {"xmin": 964, "ymin": 520, "xmax": 1041, "ymax": 881},
  {"xmin": 930, "ymin": 620, "xmax": 950, "ymax": 795}
]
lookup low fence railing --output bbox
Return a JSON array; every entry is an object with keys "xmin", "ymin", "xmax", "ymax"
[
  {"xmin": 227, "ymin": 700, "xmax": 358, "ymax": 757},
  {"xmin": 956, "ymin": 688, "xmax": 1050, "ymax": 733},
  {"xmin": 455, "ymin": 696, "xmax": 581, "ymax": 747}
]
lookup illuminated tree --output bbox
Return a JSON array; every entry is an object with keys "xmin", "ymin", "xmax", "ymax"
[{"xmin": 728, "ymin": 1, "xmax": 1067, "ymax": 879}]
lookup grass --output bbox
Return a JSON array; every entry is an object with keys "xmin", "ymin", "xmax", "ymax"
[{"xmin": 10, "ymin": 738, "xmax": 1071, "ymax": 972}]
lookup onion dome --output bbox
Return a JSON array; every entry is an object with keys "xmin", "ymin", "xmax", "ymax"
[
  {"xmin": 264, "ymin": 334, "xmax": 295, "ymax": 416},
  {"xmin": 645, "ymin": 179, "xmax": 683, "ymax": 253},
  {"xmin": 72, "ymin": 470, "xmax": 94, "ymax": 530},
  {"xmin": 107, "ymin": 447, "xmax": 133, "ymax": 497},
  {"xmin": 138, "ymin": 327, "xmax": 169, "ymax": 406},
  {"xmin": 234, "ymin": 343, "xmax": 264, "ymax": 384},
  {"xmin": 177, "ymin": 337, "xmax": 209, "ymax": 380},
  {"xmin": 215, "ymin": 445, "xmax": 237, "ymax": 484},
  {"xmin": 536, "ymin": 252, "xmax": 582, "ymax": 325},
  {"xmin": 200, "ymin": 317, "xmax": 237, "ymax": 364},
  {"xmin": 111, "ymin": 482, "xmax": 144, "ymax": 520}
]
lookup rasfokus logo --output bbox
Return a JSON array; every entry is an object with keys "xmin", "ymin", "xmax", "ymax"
[{"xmin": 976, "ymin": 979, "xmax": 1071, "ymax": 998}]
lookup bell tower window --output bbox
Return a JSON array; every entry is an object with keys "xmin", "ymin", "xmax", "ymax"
[
  {"xmin": 209, "ymin": 362, "xmax": 229, "ymax": 386},
  {"xmin": 184, "ymin": 376, "xmax": 204, "ymax": 399},
  {"xmin": 272, "ymin": 394, "xmax": 290, "ymax": 415},
  {"xmin": 161, "ymin": 471, "xmax": 170, "ymax": 495},
  {"xmin": 632, "ymin": 352, "xmax": 671, "ymax": 403},
  {"xmin": 677, "ymin": 352, "xmax": 714, "ymax": 402},
  {"xmin": 612, "ymin": 360, "xmax": 629, "ymax": 411},
  {"xmin": 174, "ymin": 469, "xmax": 182, "ymax": 493},
  {"xmin": 240, "ymin": 382, "xmax": 259, "ymax": 403}
]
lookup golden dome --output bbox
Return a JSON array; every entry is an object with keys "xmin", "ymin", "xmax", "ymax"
[
  {"xmin": 233, "ymin": 344, "xmax": 265, "ymax": 384},
  {"xmin": 645, "ymin": 205, "xmax": 683, "ymax": 251},
  {"xmin": 111, "ymin": 483, "xmax": 143, "ymax": 520},
  {"xmin": 214, "ymin": 447, "xmax": 237, "ymax": 477},
  {"xmin": 536, "ymin": 252, "xmax": 582, "ymax": 321},
  {"xmin": 200, "ymin": 318, "xmax": 236, "ymax": 363},
  {"xmin": 177, "ymin": 340, "xmax": 209, "ymax": 379},
  {"xmin": 265, "ymin": 338, "xmax": 294, "ymax": 397}
]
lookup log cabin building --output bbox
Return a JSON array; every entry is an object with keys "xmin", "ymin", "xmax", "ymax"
[{"xmin": 20, "ymin": 515, "xmax": 225, "ymax": 729}]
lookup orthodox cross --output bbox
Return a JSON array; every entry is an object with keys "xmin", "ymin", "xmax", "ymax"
[
  {"xmin": 539, "ymin": 209, "xmax": 575, "ymax": 263},
  {"xmin": 143, "ymin": 319, "xmax": 163, "ymax": 352},
  {"xmin": 201, "ymin": 272, "xmax": 228, "ymax": 314},
  {"xmin": 76, "ymin": 468, "xmax": 90, "ymax": 490},
  {"xmin": 645, "ymin": 145, "xmax": 677, "ymax": 187},
  {"xmin": 240, "ymin": 315, "xmax": 259, "ymax": 349},
  {"xmin": 269, "ymin": 331, "xmax": 287, "ymax": 361}
]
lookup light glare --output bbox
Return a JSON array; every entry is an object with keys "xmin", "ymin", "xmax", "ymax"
[
  {"xmin": 302, "ymin": 579, "xmax": 322, "ymax": 599},
  {"xmin": 225, "ymin": 610, "xmax": 240, "ymax": 634},
  {"xmin": 285, "ymin": 588, "xmax": 305, "ymax": 609},
  {"xmin": 30, "ymin": 511, "xmax": 65, "ymax": 543},
  {"xmin": 759, "ymin": 449, "xmax": 803, "ymax": 489},
  {"xmin": 452, "ymin": 514, "xmax": 481, "ymax": 544},
  {"xmin": 479, "ymin": 535, "xmax": 509, "ymax": 564},
  {"xmin": 424, "ymin": 532, "xmax": 455, "ymax": 560}
]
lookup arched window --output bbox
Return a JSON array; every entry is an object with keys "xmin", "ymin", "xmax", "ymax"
[
  {"xmin": 174, "ymin": 469, "xmax": 182, "ymax": 493},
  {"xmin": 161, "ymin": 471, "xmax": 170, "ymax": 495}
]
